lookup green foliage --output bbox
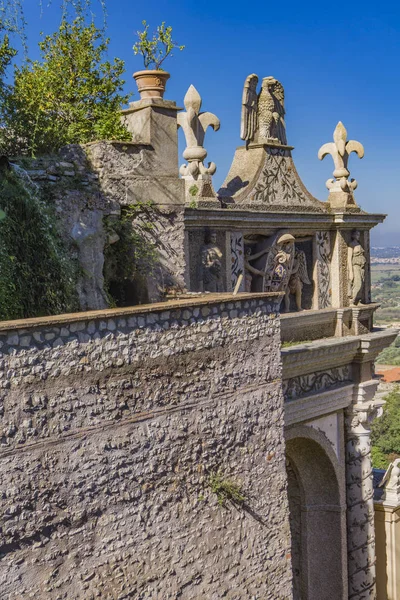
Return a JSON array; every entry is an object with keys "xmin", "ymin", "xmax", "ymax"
[
  {"xmin": 1, "ymin": 17, "xmax": 130, "ymax": 156},
  {"xmin": 133, "ymin": 20, "xmax": 184, "ymax": 70},
  {"xmin": 371, "ymin": 388, "xmax": 400, "ymax": 469},
  {"xmin": 0, "ymin": 35, "xmax": 16, "ymax": 83},
  {"xmin": 208, "ymin": 472, "xmax": 246, "ymax": 508},
  {"xmin": 376, "ymin": 337, "xmax": 400, "ymax": 365},
  {"xmin": 104, "ymin": 202, "xmax": 158, "ymax": 306},
  {"xmin": 0, "ymin": 168, "xmax": 79, "ymax": 320}
]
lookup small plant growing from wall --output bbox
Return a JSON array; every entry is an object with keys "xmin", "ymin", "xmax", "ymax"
[{"xmin": 208, "ymin": 471, "xmax": 246, "ymax": 508}]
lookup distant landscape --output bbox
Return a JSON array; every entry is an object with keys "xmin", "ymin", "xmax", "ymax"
[
  {"xmin": 372, "ymin": 245, "xmax": 400, "ymax": 330},
  {"xmin": 370, "ymin": 245, "xmax": 400, "ymax": 468}
]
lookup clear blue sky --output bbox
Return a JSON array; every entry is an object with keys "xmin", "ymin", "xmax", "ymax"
[{"xmin": 16, "ymin": 0, "xmax": 400, "ymax": 245}]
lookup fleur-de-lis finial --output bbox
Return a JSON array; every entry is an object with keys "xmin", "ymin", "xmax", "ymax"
[
  {"xmin": 177, "ymin": 85, "xmax": 220, "ymax": 178},
  {"xmin": 318, "ymin": 122, "xmax": 364, "ymax": 194}
]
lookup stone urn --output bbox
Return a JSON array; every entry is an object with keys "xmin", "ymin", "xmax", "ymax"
[{"xmin": 133, "ymin": 70, "xmax": 170, "ymax": 99}]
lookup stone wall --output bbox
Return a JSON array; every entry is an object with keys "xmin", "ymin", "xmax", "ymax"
[
  {"xmin": 0, "ymin": 293, "xmax": 292, "ymax": 599},
  {"xmin": 14, "ymin": 146, "xmax": 115, "ymax": 311}
]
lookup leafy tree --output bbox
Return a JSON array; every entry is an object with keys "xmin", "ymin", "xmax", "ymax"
[
  {"xmin": 1, "ymin": 17, "xmax": 130, "ymax": 155},
  {"xmin": 371, "ymin": 388, "xmax": 400, "ymax": 468}
]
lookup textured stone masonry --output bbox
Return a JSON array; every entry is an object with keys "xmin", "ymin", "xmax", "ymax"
[{"xmin": 0, "ymin": 293, "xmax": 292, "ymax": 599}]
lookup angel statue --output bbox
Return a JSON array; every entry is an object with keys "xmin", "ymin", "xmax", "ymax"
[
  {"xmin": 240, "ymin": 74, "xmax": 287, "ymax": 145},
  {"xmin": 285, "ymin": 249, "xmax": 311, "ymax": 312},
  {"xmin": 263, "ymin": 232, "xmax": 295, "ymax": 298}
]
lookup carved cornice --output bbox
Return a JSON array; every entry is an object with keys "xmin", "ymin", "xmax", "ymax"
[
  {"xmin": 282, "ymin": 328, "xmax": 398, "ymax": 380},
  {"xmin": 183, "ymin": 207, "xmax": 386, "ymax": 232},
  {"xmin": 284, "ymin": 383, "xmax": 354, "ymax": 427}
]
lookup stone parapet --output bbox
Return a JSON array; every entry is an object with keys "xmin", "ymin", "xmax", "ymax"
[
  {"xmin": 0, "ymin": 293, "xmax": 292, "ymax": 599},
  {"xmin": 280, "ymin": 304, "xmax": 380, "ymax": 344}
]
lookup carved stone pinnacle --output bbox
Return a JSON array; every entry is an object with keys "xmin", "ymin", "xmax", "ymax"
[
  {"xmin": 318, "ymin": 122, "xmax": 364, "ymax": 204},
  {"xmin": 177, "ymin": 85, "xmax": 220, "ymax": 179}
]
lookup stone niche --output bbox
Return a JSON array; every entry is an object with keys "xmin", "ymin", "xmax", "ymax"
[
  {"xmin": 188, "ymin": 229, "xmax": 228, "ymax": 292},
  {"xmin": 286, "ymin": 238, "xmax": 314, "ymax": 312}
]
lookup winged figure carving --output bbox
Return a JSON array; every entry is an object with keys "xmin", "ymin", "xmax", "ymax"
[{"xmin": 240, "ymin": 75, "xmax": 287, "ymax": 145}]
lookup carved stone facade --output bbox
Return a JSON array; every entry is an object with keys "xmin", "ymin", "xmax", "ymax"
[{"xmin": 6, "ymin": 68, "xmax": 397, "ymax": 600}]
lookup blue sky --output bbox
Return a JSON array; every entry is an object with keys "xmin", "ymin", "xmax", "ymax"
[{"xmin": 16, "ymin": 0, "xmax": 400, "ymax": 244}]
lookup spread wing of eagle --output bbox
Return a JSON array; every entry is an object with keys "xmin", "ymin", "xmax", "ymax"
[{"xmin": 240, "ymin": 73, "xmax": 258, "ymax": 141}]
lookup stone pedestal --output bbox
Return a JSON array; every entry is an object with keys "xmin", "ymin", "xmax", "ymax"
[{"xmin": 375, "ymin": 503, "xmax": 400, "ymax": 600}]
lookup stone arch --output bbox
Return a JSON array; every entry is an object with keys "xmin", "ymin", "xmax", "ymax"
[{"xmin": 286, "ymin": 425, "xmax": 347, "ymax": 600}]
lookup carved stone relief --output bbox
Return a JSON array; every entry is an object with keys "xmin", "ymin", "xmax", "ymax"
[
  {"xmin": 348, "ymin": 229, "xmax": 366, "ymax": 306},
  {"xmin": 345, "ymin": 405, "xmax": 377, "ymax": 599},
  {"xmin": 315, "ymin": 231, "xmax": 331, "ymax": 308},
  {"xmin": 283, "ymin": 366, "xmax": 351, "ymax": 401},
  {"xmin": 230, "ymin": 232, "xmax": 245, "ymax": 292},
  {"xmin": 188, "ymin": 230, "xmax": 226, "ymax": 292},
  {"xmin": 251, "ymin": 148, "xmax": 318, "ymax": 206},
  {"xmin": 263, "ymin": 232, "xmax": 295, "ymax": 296},
  {"xmin": 199, "ymin": 230, "xmax": 223, "ymax": 292},
  {"xmin": 284, "ymin": 240, "xmax": 313, "ymax": 311}
]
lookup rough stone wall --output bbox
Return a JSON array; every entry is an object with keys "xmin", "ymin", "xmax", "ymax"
[
  {"xmin": 0, "ymin": 295, "xmax": 292, "ymax": 599},
  {"xmin": 86, "ymin": 141, "xmax": 187, "ymax": 297},
  {"xmin": 14, "ymin": 146, "xmax": 117, "ymax": 311}
]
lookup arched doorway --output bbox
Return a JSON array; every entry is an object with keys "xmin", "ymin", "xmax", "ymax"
[{"xmin": 286, "ymin": 428, "xmax": 347, "ymax": 600}]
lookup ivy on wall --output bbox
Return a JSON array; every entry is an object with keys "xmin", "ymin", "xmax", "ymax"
[
  {"xmin": 103, "ymin": 202, "xmax": 157, "ymax": 306},
  {"xmin": 0, "ymin": 167, "xmax": 79, "ymax": 320}
]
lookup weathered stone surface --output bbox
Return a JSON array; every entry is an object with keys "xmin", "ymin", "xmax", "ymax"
[{"xmin": 0, "ymin": 295, "xmax": 292, "ymax": 599}]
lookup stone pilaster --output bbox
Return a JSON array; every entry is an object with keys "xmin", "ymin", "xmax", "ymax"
[
  {"xmin": 331, "ymin": 228, "xmax": 349, "ymax": 308},
  {"xmin": 345, "ymin": 372, "xmax": 380, "ymax": 599},
  {"xmin": 345, "ymin": 401, "xmax": 376, "ymax": 599}
]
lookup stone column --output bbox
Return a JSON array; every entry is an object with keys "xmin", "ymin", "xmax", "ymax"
[{"xmin": 345, "ymin": 384, "xmax": 378, "ymax": 599}]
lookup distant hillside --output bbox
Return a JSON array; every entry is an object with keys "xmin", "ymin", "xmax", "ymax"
[{"xmin": 372, "ymin": 246, "xmax": 400, "ymax": 259}]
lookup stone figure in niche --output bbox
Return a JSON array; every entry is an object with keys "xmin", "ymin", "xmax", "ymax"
[
  {"xmin": 199, "ymin": 230, "xmax": 223, "ymax": 292},
  {"xmin": 263, "ymin": 232, "xmax": 295, "ymax": 294},
  {"xmin": 348, "ymin": 229, "xmax": 366, "ymax": 305},
  {"xmin": 285, "ymin": 249, "xmax": 311, "ymax": 311},
  {"xmin": 244, "ymin": 246, "xmax": 270, "ymax": 292},
  {"xmin": 241, "ymin": 74, "xmax": 287, "ymax": 145},
  {"xmin": 379, "ymin": 459, "xmax": 400, "ymax": 504}
]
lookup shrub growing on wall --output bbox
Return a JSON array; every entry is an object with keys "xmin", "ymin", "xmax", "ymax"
[
  {"xmin": 0, "ymin": 167, "xmax": 79, "ymax": 320},
  {"xmin": 1, "ymin": 17, "xmax": 130, "ymax": 156}
]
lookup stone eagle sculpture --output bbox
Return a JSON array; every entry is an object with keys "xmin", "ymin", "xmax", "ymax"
[{"xmin": 240, "ymin": 74, "xmax": 287, "ymax": 145}]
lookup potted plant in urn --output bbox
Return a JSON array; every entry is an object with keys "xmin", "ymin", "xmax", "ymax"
[{"xmin": 133, "ymin": 21, "xmax": 184, "ymax": 99}]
